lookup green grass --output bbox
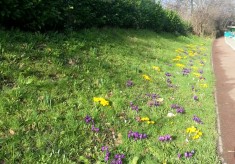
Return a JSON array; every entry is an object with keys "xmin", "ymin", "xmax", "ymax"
[{"xmin": 0, "ymin": 28, "xmax": 220, "ymax": 163}]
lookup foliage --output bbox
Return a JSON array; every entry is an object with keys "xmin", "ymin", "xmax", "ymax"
[
  {"xmin": 163, "ymin": 10, "xmax": 187, "ymax": 34},
  {"xmin": 0, "ymin": 28, "xmax": 219, "ymax": 163},
  {"xmin": 0, "ymin": 0, "xmax": 188, "ymax": 33}
]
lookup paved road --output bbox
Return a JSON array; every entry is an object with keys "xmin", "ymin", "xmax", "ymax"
[{"xmin": 213, "ymin": 37, "xmax": 235, "ymax": 164}]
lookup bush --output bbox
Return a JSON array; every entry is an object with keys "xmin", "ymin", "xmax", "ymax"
[
  {"xmin": 0, "ymin": 0, "xmax": 189, "ymax": 33},
  {"xmin": 163, "ymin": 10, "xmax": 188, "ymax": 34}
]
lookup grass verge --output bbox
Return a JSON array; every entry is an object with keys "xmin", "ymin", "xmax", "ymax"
[{"xmin": 0, "ymin": 28, "xmax": 219, "ymax": 163}]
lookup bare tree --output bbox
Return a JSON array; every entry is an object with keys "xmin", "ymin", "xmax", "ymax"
[{"xmin": 164, "ymin": 0, "xmax": 235, "ymax": 36}]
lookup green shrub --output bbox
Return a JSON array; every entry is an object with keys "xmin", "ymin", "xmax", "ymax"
[
  {"xmin": 163, "ymin": 10, "xmax": 188, "ymax": 34},
  {"xmin": 0, "ymin": 0, "xmax": 190, "ymax": 33}
]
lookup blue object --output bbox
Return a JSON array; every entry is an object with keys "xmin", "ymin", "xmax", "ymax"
[{"xmin": 224, "ymin": 31, "xmax": 234, "ymax": 37}]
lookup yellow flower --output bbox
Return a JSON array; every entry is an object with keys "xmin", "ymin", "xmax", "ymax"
[
  {"xmin": 200, "ymin": 83, "xmax": 208, "ymax": 88},
  {"xmin": 193, "ymin": 73, "xmax": 201, "ymax": 78},
  {"xmin": 143, "ymin": 74, "xmax": 151, "ymax": 81},
  {"xmin": 191, "ymin": 66, "xmax": 198, "ymax": 71},
  {"xmin": 141, "ymin": 117, "xmax": 150, "ymax": 121},
  {"xmin": 186, "ymin": 126, "xmax": 196, "ymax": 133},
  {"xmin": 147, "ymin": 121, "xmax": 155, "ymax": 124},
  {"xmin": 93, "ymin": 97, "xmax": 109, "ymax": 106},
  {"xmin": 173, "ymin": 55, "xmax": 182, "ymax": 61},
  {"xmin": 175, "ymin": 48, "xmax": 184, "ymax": 53},
  {"xmin": 152, "ymin": 66, "xmax": 161, "ymax": 72},
  {"xmin": 192, "ymin": 135, "xmax": 200, "ymax": 140},
  {"xmin": 186, "ymin": 126, "xmax": 203, "ymax": 140},
  {"xmin": 176, "ymin": 63, "xmax": 185, "ymax": 68},
  {"xmin": 172, "ymin": 58, "xmax": 180, "ymax": 61},
  {"xmin": 100, "ymin": 99, "xmax": 109, "ymax": 106},
  {"xmin": 93, "ymin": 97, "xmax": 101, "ymax": 102}
]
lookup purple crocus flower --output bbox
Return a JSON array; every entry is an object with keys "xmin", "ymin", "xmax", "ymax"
[
  {"xmin": 164, "ymin": 134, "xmax": 172, "ymax": 141},
  {"xmin": 158, "ymin": 136, "xmax": 165, "ymax": 141},
  {"xmin": 184, "ymin": 152, "xmax": 193, "ymax": 158},
  {"xmin": 178, "ymin": 153, "xmax": 182, "ymax": 159},
  {"xmin": 128, "ymin": 131, "xmax": 147, "ymax": 140},
  {"xmin": 115, "ymin": 154, "xmax": 125, "ymax": 159},
  {"xmin": 193, "ymin": 115, "xmax": 203, "ymax": 124},
  {"xmin": 84, "ymin": 115, "xmax": 92, "ymax": 123},
  {"xmin": 130, "ymin": 102, "xmax": 139, "ymax": 112},
  {"xmin": 198, "ymin": 69, "xmax": 203, "ymax": 74},
  {"xmin": 111, "ymin": 159, "xmax": 123, "ymax": 164},
  {"xmin": 126, "ymin": 80, "xmax": 134, "ymax": 87},
  {"xmin": 146, "ymin": 93, "xmax": 160, "ymax": 99},
  {"xmin": 158, "ymin": 135, "xmax": 172, "ymax": 142},
  {"xmin": 111, "ymin": 156, "xmax": 125, "ymax": 164},
  {"xmin": 165, "ymin": 72, "xmax": 172, "ymax": 77},
  {"xmin": 101, "ymin": 146, "xmax": 108, "ymax": 152},
  {"xmin": 193, "ymin": 95, "xmax": 199, "ymax": 101},
  {"xmin": 91, "ymin": 125, "xmax": 99, "ymax": 132},
  {"xmin": 105, "ymin": 151, "xmax": 110, "ymax": 161},
  {"xmin": 176, "ymin": 107, "xmax": 185, "ymax": 114},
  {"xmin": 182, "ymin": 68, "xmax": 191, "ymax": 75},
  {"xmin": 171, "ymin": 104, "xmax": 181, "ymax": 109}
]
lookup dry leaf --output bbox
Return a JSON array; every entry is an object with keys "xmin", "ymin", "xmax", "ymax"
[{"xmin": 115, "ymin": 133, "xmax": 123, "ymax": 146}]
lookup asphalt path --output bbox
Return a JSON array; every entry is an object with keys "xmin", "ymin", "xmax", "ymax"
[{"xmin": 213, "ymin": 37, "xmax": 235, "ymax": 164}]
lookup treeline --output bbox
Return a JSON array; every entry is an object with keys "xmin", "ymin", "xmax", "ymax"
[{"xmin": 0, "ymin": 0, "xmax": 189, "ymax": 33}]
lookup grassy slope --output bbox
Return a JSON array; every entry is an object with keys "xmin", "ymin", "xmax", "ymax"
[{"xmin": 0, "ymin": 28, "xmax": 220, "ymax": 163}]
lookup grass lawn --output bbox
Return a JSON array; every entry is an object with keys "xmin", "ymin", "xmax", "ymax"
[{"xmin": 0, "ymin": 28, "xmax": 220, "ymax": 163}]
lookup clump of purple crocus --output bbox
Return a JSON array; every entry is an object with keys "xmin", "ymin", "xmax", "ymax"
[
  {"xmin": 176, "ymin": 107, "xmax": 185, "ymax": 114},
  {"xmin": 145, "ymin": 93, "xmax": 160, "ymax": 100},
  {"xmin": 198, "ymin": 69, "xmax": 203, "ymax": 74},
  {"xmin": 171, "ymin": 104, "xmax": 185, "ymax": 114},
  {"xmin": 193, "ymin": 95, "xmax": 199, "ymax": 101},
  {"xmin": 178, "ymin": 150, "xmax": 195, "ymax": 159},
  {"xmin": 91, "ymin": 125, "xmax": 99, "ymax": 132},
  {"xmin": 101, "ymin": 146, "xmax": 110, "ymax": 162},
  {"xmin": 158, "ymin": 134, "xmax": 172, "ymax": 142},
  {"xmin": 84, "ymin": 115, "xmax": 99, "ymax": 132},
  {"xmin": 165, "ymin": 72, "xmax": 172, "ymax": 77},
  {"xmin": 193, "ymin": 115, "xmax": 203, "ymax": 124},
  {"xmin": 185, "ymin": 150, "xmax": 195, "ymax": 158},
  {"xmin": 147, "ymin": 100, "xmax": 160, "ymax": 107},
  {"xmin": 130, "ymin": 102, "xmax": 139, "ymax": 112},
  {"xmin": 171, "ymin": 104, "xmax": 181, "ymax": 109},
  {"xmin": 111, "ymin": 154, "xmax": 125, "ymax": 164},
  {"xmin": 182, "ymin": 68, "xmax": 191, "ymax": 76},
  {"xmin": 84, "ymin": 115, "xmax": 93, "ymax": 123},
  {"xmin": 128, "ymin": 130, "xmax": 147, "ymax": 140},
  {"xmin": 126, "ymin": 80, "xmax": 134, "ymax": 87}
]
